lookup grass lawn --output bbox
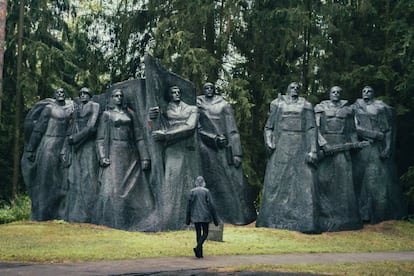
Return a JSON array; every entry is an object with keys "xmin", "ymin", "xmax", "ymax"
[
  {"xmin": 0, "ymin": 219, "xmax": 413, "ymax": 275},
  {"xmin": 213, "ymin": 261, "xmax": 414, "ymax": 275},
  {"xmin": 0, "ymin": 219, "xmax": 413, "ymax": 262}
]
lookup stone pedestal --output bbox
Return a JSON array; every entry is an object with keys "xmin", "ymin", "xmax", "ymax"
[{"xmin": 207, "ymin": 223, "xmax": 223, "ymax": 242}]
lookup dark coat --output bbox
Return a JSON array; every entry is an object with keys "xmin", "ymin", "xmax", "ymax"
[{"xmin": 186, "ymin": 186, "xmax": 218, "ymax": 225}]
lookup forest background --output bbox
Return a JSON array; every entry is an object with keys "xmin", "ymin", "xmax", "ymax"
[{"xmin": 0, "ymin": 0, "xmax": 413, "ymax": 216}]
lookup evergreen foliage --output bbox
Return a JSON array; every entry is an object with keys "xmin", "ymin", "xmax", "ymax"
[{"xmin": 0, "ymin": 194, "xmax": 30, "ymax": 224}]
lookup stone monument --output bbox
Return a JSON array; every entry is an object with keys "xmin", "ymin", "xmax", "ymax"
[
  {"xmin": 62, "ymin": 87, "xmax": 100, "ymax": 223},
  {"xmin": 256, "ymin": 82, "xmax": 320, "ymax": 233},
  {"xmin": 21, "ymin": 88, "xmax": 73, "ymax": 221},
  {"xmin": 197, "ymin": 82, "xmax": 257, "ymax": 225},
  {"xmin": 314, "ymin": 86, "xmax": 363, "ymax": 232},
  {"xmin": 351, "ymin": 86, "xmax": 406, "ymax": 224}
]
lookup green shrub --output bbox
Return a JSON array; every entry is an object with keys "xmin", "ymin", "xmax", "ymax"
[{"xmin": 0, "ymin": 194, "xmax": 31, "ymax": 224}]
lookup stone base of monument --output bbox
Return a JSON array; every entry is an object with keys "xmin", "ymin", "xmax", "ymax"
[{"xmin": 207, "ymin": 223, "xmax": 223, "ymax": 242}]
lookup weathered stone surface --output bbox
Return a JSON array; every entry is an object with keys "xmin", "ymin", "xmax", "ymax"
[
  {"xmin": 21, "ymin": 88, "xmax": 73, "ymax": 221},
  {"xmin": 257, "ymin": 82, "xmax": 320, "ymax": 233},
  {"xmin": 315, "ymin": 86, "xmax": 362, "ymax": 232},
  {"xmin": 351, "ymin": 86, "xmax": 406, "ymax": 224},
  {"xmin": 63, "ymin": 88, "xmax": 100, "ymax": 223},
  {"xmin": 197, "ymin": 82, "xmax": 257, "ymax": 226}
]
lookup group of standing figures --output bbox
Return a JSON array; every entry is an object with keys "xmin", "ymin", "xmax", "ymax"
[
  {"xmin": 258, "ymin": 83, "xmax": 406, "ymax": 233},
  {"xmin": 21, "ymin": 79, "xmax": 257, "ymax": 231},
  {"xmin": 21, "ymin": 71, "xmax": 406, "ymax": 233}
]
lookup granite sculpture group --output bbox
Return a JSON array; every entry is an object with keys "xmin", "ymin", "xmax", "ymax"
[{"xmin": 21, "ymin": 55, "xmax": 406, "ymax": 233}]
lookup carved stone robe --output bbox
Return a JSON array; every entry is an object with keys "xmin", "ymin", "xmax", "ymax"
[
  {"xmin": 257, "ymin": 95, "xmax": 319, "ymax": 233},
  {"xmin": 64, "ymin": 100, "xmax": 100, "ymax": 223},
  {"xmin": 22, "ymin": 99, "xmax": 73, "ymax": 221},
  {"xmin": 197, "ymin": 95, "xmax": 256, "ymax": 225},
  {"xmin": 158, "ymin": 101, "xmax": 201, "ymax": 230},
  {"xmin": 352, "ymin": 99, "xmax": 406, "ymax": 223},
  {"xmin": 94, "ymin": 108, "xmax": 153, "ymax": 231},
  {"xmin": 315, "ymin": 100, "xmax": 362, "ymax": 231}
]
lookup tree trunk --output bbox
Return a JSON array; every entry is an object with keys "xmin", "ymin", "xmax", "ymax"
[
  {"xmin": 204, "ymin": 0, "xmax": 217, "ymax": 81},
  {"xmin": 12, "ymin": 0, "xmax": 24, "ymax": 198},
  {"xmin": 0, "ymin": 0, "xmax": 8, "ymax": 121},
  {"xmin": 302, "ymin": 0, "xmax": 312, "ymax": 94}
]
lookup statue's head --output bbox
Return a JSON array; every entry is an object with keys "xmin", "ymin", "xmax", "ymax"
[
  {"xmin": 287, "ymin": 82, "xmax": 300, "ymax": 98},
  {"xmin": 110, "ymin": 88, "xmax": 124, "ymax": 106},
  {"xmin": 329, "ymin": 86, "xmax": 342, "ymax": 102},
  {"xmin": 54, "ymin": 88, "xmax": 65, "ymax": 102},
  {"xmin": 194, "ymin": 176, "xmax": 206, "ymax": 187},
  {"xmin": 203, "ymin": 82, "xmax": 215, "ymax": 98},
  {"xmin": 168, "ymin": 85, "xmax": 181, "ymax": 103},
  {"xmin": 362, "ymin": 86, "xmax": 375, "ymax": 100},
  {"xmin": 79, "ymin": 87, "xmax": 92, "ymax": 103}
]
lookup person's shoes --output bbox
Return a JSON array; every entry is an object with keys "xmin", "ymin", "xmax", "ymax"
[
  {"xmin": 194, "ymin": 247, "xmax": 204, "ymax": 258},
  {"xmin": 193, "ymin": 248, "xmax": 200, "ymax": 258},
  {"xmin": 199, "ymin": 246, "xmax": 203, "ymax": 258}
]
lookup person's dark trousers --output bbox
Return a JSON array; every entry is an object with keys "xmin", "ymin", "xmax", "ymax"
[{"xmin": 194, "ymin": 222, "xmax": 209, "ymax": 258}]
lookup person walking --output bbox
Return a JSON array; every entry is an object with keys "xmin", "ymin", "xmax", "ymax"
[{"xmin": 186, "ymin": 176, "xmax": 218, "ymax": 258}]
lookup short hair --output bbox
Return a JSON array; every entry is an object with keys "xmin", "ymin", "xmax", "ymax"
[
  {"xmin": 165, "ymin": 85, "xmax": 180, "ymax": 101},
  {"xmin": 362, "ymin": 85, "xmax": 374, "ymax": 92},
  {"xmin": 330, "ymin": 86, "xmax": 342, "ymax": 93},
  {"xmin": 287, "ymin": 82, "xmax": 299, "ymax": 91},
  {"xmin": 55, "ymin": 88, "xmax": 64, "ymax": 94},
  {"xmin": 203, "ymin": 82, "xmax": 215, "ymax": 90},
  {"xmin": 194, "ymin": 176, "xmax": 206, "ymax": 187},
  {"xmin": 79, "ymin": 87, "xmax": 92, "ymax": 97}
]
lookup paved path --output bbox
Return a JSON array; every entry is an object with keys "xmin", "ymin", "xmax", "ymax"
[{"xmin": 1, "ymin": 252, "xmax": 414, "ymax": 276}]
